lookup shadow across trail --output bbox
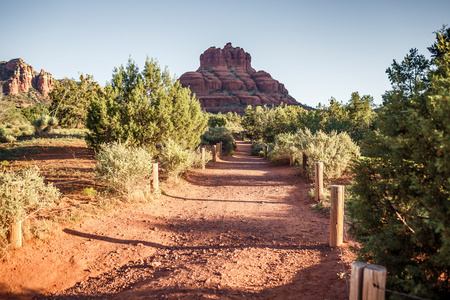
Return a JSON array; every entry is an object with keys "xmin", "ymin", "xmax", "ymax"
[{"xmin": 32, "ymin": 140, "xmax": 351, "ymax": 300}]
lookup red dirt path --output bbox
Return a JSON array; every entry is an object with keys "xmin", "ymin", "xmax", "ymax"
[{"xmin": 0, "ymin": 140, "xmax": 355, "ymax": 299}]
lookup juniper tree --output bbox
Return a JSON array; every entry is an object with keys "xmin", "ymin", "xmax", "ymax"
[
  {"xmin": 49, "ymin": 75, "xmax": 100, "ymax": 128},
  {"xmin": 86, "ymin": 58, "xmax": 207, "ymax": 153},
  {"xmin": 348, "ymin": 28, "xmax": 449, "ymax": 299}
]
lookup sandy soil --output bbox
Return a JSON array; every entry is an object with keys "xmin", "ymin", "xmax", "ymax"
[{"xmin": 0, "ymin": 140, "xmax": 356, "ymax": 299}]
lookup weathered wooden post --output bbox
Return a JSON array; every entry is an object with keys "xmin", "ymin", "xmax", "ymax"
[
  {"xmin": 216, "ymin": 142, "xmax": 221, "ymax": 159},
  {"xmin": 219, "ymin": 141, "xmax": 223, "ymax": 156},
  {"xmin": 302, "ymin": 153, "xmax": 308, "ymax": 175},
  {"xmin": 201, "ymin": 147, "xmax": 206, "ymax": 169},
  {"xmin": 212, "ymin": 145, "xmax": 217, "ymax": 162},
  {"xmin": 315, "ymin": 162, "xmax": 324, "ymax": 202},
  {"xmin": 153, "ymin": 163, "xmax": 159, "ymax": 194},
  {"xmin": 289, "ymin": 143, "xmax": 295, "ymax": 166},
  {"xmin": 350, "ymin": 262, "xmax": 386, "ymax": 300},
  {"xmin": 350, "ymin": 262, "xmax": 367, "ymax": 300},
  {"xmin": 330, "ymin": 185, "xmax": 344, "ymax": 247},
  {"xmin": 265, "ymin": 145, "xmax": 269, "ymax": 158},
  {"xmin": 10, "ymin": 217, "xmax": 22, "ymax": 249},
  {"xmin": 363, "ymin": 265, "xmax": 386, "ymax": 300}
]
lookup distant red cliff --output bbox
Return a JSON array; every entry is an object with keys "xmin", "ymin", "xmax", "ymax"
[
  {"xmin": 179, "ymin": 43, "xmax": 309, "ymax": 113},
  {"xmin": 1, "ymin": 58, "xmax": 54, "ymax": 98}
]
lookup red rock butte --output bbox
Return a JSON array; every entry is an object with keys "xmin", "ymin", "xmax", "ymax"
[
  {"xmin": 0, "ymin": 58, "xmax": 54, "ymax": 99},
  {"xmin": 179, "ymin": 43, "xmax": 308, "ymax": 113}
]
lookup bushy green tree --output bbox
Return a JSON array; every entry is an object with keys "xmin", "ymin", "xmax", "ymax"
[
  {"xmin": 201, "ymin": 126, "xmax": 236, "ymax": 155},
  {"xmin": 86, "ymin": 58, "xmax": 207, "ymax": 152},
  {"xmin": 348, "ymin": 28, "xmax": 449, "ymax": 299},
  {"xmin": 207, "ymin": 112, "xmax": 227, "ymax": 128},
  {"xmin": 242, "ymin": 104, "xmax": 306, "ymax": 142},
  {"xmin": 49, "ymin": 75, "xmax": 100, "ymax": 128}
]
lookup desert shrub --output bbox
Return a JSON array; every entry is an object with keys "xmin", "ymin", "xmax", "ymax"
[
  {"xmin": 32, "ymin": 114, "xmax": 59, "ymax": 136},
  {"xmin": 158, "ymin": 139, "xmax": 193, "ymax": 178},
  {"xmin": 251, "ymin": 142, "xmax": 272, "ymax": 156},
  {"xmin": 0, "ymin": 167, "xmax": 60, "ymax": 249},
  {"xmin": 201, "ymin": 127, "xmax": 236, "ymax": 155},
  {"xmin": 302, "ymin": 130, "xmax": 360, "ymax": 178},
  {"xmin": 267, "ymin": 133, "xmax": 302, "ymax": 165},
  {"xmin": 190, "ymin": 147, "xmax": 209, "ymax": 169},
  {"xmin": 20, "ymin": 105, "xmax": 48, "ymax": 123},
  {"xmin": 95, "ymin": 142, "xmax": 153, "ymax": 197}
]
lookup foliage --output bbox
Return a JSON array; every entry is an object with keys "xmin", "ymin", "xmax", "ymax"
[
  {"xmin": 267, "ymin": 133, "xmax": 301, "ymax": 165},
  {"xmin": 299, "ymin": 130, "xmax": 360, "ymax": 179},
  {"xmin": 32, "ymin": 114, "xmax": 58, "ymax": 136},
  {"xmin": 0, "ymin": 167, "xmax": 60, "ymax": 249},
  {"xmin": 242, "ymin": 105, "xmax": 304, "ymax": 142},
  {"xmin": 207, "ymin": 112, "xmax": 227, "ymax": 128},
  {"xmin": 158, "ymin": 139, "xmax": 194, "ymax": 178},
  {"xmin": 201, "ymin": 126, "xmax": 236, "ymax": 155},
  {"xmin": 0, "ymin": 102, "xmax": 28, "ymax": 126},
  {"xmin": 0, "ymin": 99, "xmax": 34, "ymax": 142},
  {"xmin": 49, "ymin": 75, "xmax": 100, "ymax": 128},
  {"xmin": 267, "ymin": 129, "xmax": 360, "ymax": 178},
  {"xmin": 20, "ymin": 105, "xmax": 48, "ymax": 123},
  {"xmin": 242, "ymin": 98, "xmax": 375, "ymax": 144},
  {"xmin": 86, "ymin": 58, "xmax": 208, "ymax": 152},
  {"xmin": 95, "ymin": 141, "xmax": 153, "ymax": 197},
  {"xmin": 348, "ymin": 28, "xmax": 450, "ymax": 299}
]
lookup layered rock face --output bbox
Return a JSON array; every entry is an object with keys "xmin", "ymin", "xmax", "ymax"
[
  {"xmin": 180, "ymin": 43, "xmax": 304, "ymax": 113},
  {"xmin": 0, "ymin": 58, "xmax": 54, "ymax": 98}
]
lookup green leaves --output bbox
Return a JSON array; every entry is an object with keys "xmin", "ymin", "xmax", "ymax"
[
  {"xmin": 85, "ymin": 58, "xmax": 208, "ymax": 153},
  {"xmin": 348, "ymin": 28, "xmax": 450, "ymax": 299}
]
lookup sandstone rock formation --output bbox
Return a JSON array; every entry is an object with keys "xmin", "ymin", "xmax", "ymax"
[
  {"xmin": 0, "ymin": 58, "xmax": 54, "ymax": 98},
  {"xmin": 180, "ymin": 43, "xmax": 307, "ymax": 113}
]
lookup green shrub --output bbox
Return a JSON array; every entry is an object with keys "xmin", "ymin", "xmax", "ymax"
[
  {"xmin": 158, "ymin": 139, "xmax": 193, "ymax": 178},
  {"xmin": 268, "ymin": 143, "xmax": 299, "ymax": 165},
  {"xmin": 95, "ymin": 142, "xmax": 153, "ymax": 197},
  {"xmin": 201, "ymin": 127, "xmax": 236, "ymax": 155},
  {"xmin": 267, "ymin": 133, "xmax": 302, "ymax": 165},
  {"xmin": 190, "ymin": 147, "xmax": 210, "ymax": 169},
  {"xmin": 32, "ymin": 114, "xmax": 59, "ymax": 136},
  {"xmin": 4, "ymin": 134, "xmax": 16, "ymax": 143},
  {"xmin": 301, "ymin": 130, "xmax": 360, "ymax": 179},
  {"xmin": 0, "ymin": 167, "xmax": 60, "ymax": 249},
  {"xmin": 81, "ymin": 187, "xmax": 98, "ymax": 198}
]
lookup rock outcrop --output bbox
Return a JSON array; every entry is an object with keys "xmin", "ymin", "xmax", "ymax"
[
  {"xmin": 180, "ymin": 43, "xmax": 307, "ymax": 113},
  {"xmin": 0, "ymin": 58, "xmax": 54, "ymax": 98}
]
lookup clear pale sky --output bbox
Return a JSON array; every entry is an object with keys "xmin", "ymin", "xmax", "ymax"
[{"xmin": 1, "ymin": 0, "xmax": 449, "ymax": 108}]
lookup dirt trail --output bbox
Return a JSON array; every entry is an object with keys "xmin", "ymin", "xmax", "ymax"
[{"xmin": 0, "ymin": 140, "xmax": 355, "ymax": 300}]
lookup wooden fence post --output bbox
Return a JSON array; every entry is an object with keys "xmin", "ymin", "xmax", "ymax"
[
  {"xmin": 289, "ymin": 143, "xmax": 295, "ymax": 166},
  {"xmin": 265, "ymin": 145, "xmax": 269, "ymax": 158},
  {"xmin": 201, "ymin": 147, "xmax": 206, "ymax": 169},
  {"xmin": 10, "ymin": 217, "xmax": 22, "ymax": 249},
  {"xmin": 363, "ymin": 265, "xmax": 386, "ymax": 300},
  {"xmin": 330, "ymin": 185, "xmax": 344, "ymax": 247},
  {"xmin": 302, "ymin": 153, "xmax": 308, "ymax": 175},
  {"xmin": 153, "ymin": 163, "xmax": 159, "ymax": 194},
  {"xmin": 350, "ymin": 262, "xmax": 386, "ymax": 300},
  {"xmin": 212, "ymin": 145, "xmax": 217, "ymax": 162},
  {"xmin": 315, "ymin": 162, "xmax": 324, "ymax": 202},
  {"xmin": 216, "ymin": 142, "xmax": 221, "ymax": 159},
  {"xmin": 219, "ymin": 141, "xmax": 223, "ymax": 156},
  {"xmin": 350, "ymin": 262, "xmax": 367, "ymax": 300}
]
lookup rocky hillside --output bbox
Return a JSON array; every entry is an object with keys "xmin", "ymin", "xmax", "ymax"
[
  {"xmin": 180, "ymin": 43, "xmax": 309, "ymax": 113},
  {"xmin": 0, "ymin": 58, "xmax": 54, "ymax": 106}
]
